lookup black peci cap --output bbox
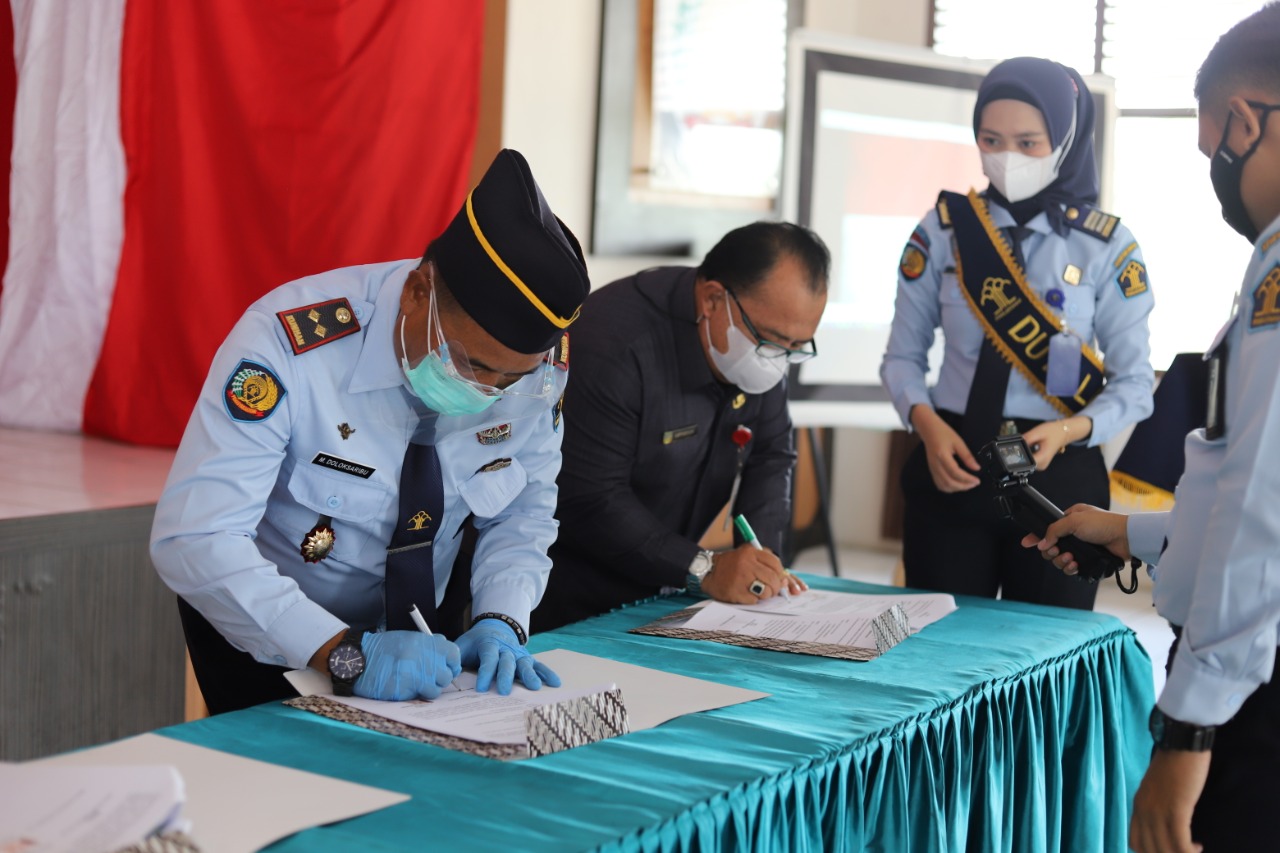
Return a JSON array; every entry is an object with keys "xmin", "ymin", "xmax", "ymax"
[{"xmin": 432, "ymin": 149, "xmax": 590, "ymax": 353}]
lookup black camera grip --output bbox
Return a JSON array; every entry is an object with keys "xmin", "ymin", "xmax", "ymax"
[{"xmin": 997, "ymin": 488, "xmax": 1124, "ymax": 581}]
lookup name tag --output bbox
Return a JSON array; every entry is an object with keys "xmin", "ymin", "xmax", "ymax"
[
  {"xmin": 312, "ymin": 452, "xmax": 375, "ymax": 479},
  {"xmin": 662, "ymin": 424, "xmax": 698, "ymax": 445}
]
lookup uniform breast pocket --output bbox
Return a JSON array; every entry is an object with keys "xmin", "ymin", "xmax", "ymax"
[
  {"xmin": 1058, "ymin": 282, "xmax": 1097, "ymax": 325},
  {"xmin": 287, "ymin": 465, "xmax": 393, "ymax": 557},
  {"xmin": 458, "ymin": 458, "xmax": 529, "ymax": 519}
]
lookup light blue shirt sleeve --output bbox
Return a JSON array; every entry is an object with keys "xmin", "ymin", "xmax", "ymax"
[
  {"xmin": 150, "ymin": 308, "xmax": 347, "ymax": 669},
  {"xmin": 1126, "ymin": 511, "xmax": 1170, "ymax": 566},
  {"xmin": 881, "ymin": 212, "xmax": 946, "ymax": 429},
  {"xmin": 1158, "ymin": 249, "xmax": 1280, "ymax": 725}
]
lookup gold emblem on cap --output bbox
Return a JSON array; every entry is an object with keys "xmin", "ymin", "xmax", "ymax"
[
  {"xmin": 336, "ymin": 307, "xmax": 352, "ymax": 324},
  {"xmin": 1063, "ymin": 264, "xmax": 1082, "ymax": 286},
  {"xmin": 1066, "ymin": 207, "xmax": 1079, "ymax": 220},
  {"xmin": 732, "ymin": 393, "xmax": 746, "ymax": 410}
]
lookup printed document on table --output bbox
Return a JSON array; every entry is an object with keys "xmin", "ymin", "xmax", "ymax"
[
  {"xmin": 722, "ymin": 589, "xmax": 956, "ymax": 630},
  {"xmin": 287, "ymin": 648, "xmax": 768, "ymax": 738},
  {"xmin": 331, "ymin": 673, "xmax": 613, "ymax": 745},
  {"xmin": 683, "ymin": 591, "xmax": 957, "ymax": 647},
  {"xmin": 0, "ymin": 763, "xmax": 185, "ymax": 853}
]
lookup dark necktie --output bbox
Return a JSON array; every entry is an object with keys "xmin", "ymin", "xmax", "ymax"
[
  {"xmin": 960, "ymin": 226, "xmax": 1030, "ymax": 452},
  {"xmin": 384, "ymin": 435, "xmax": 445, "ymax": 631}
]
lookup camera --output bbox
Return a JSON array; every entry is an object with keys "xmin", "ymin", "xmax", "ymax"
[{"xmin": 978, "ymin": 434, "xmax": 1124, "ymax": 583}]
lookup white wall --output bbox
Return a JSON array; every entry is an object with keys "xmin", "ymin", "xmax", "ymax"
[{"xmin": 502, "ymin": 0, "xmax": 933, "ymax": 552}]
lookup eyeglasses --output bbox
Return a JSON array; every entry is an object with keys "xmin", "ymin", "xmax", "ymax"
[
  {"xmin": 426, "ymin": 268, "xmax": 555, "ymax": 400},
  {"xmin": 723, "ymin": 286, "xmax": 818, "ymax": 364}
]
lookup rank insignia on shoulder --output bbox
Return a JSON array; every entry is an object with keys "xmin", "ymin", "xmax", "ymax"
[
  {"xmin": 552, "ymin": 394, "xmax": 563, "ymax": 432},
  {"xmin": 899, "ymin": 243, "xmax": 927, "ymax": 281},
  {"xmin": 1250, "ymin": 264, "xmax": 1280, "ymax": 330},
  {"xmin": 1116, "ymin": 259, "xmax": 1149, "ymax": 299},
  {"xmin": 550, "ymin": 333, "xmax": 569, "ymax": 370},
  {"xmin": 1064, "ymin": 205, "xmax": 1120, "ymax": 241},
  {"xmin": 935, "ymin": 193, "xmax": 952, "ymax": 228},
  {"xmin": 476, "ymin": 423, "xmax": 512, "ymax": 445},
  {"xmin": 224, "ymin": 359, "xmax": 285, "ymax": 423},
  {"xmin": 276, "ymin": 298, "xmax": 361, "ymax": 356},
  {"xmin": 1262, "ymin": 230, "xmax": 1280, "ymax": 255},
  {"xmin": 477, "ymin": 457, "xmax": 513, "ymax": 474}
]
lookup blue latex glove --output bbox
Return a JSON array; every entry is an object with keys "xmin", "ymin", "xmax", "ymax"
[
  {"xmin": 354, "ymin": 630, "xmax": 461, "ymax": 701},
  {"xmin": 455, "ymin": 619, "xmax": 561, "ymax": 695}
]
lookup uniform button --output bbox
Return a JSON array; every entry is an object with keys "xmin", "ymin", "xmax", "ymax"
[
  {"xmin": 327, "ymin": 496, "xmax": 342, "ymax": 509},
  {"xmin": 1226, "ymin": 692, "xmax": 1243, "ymax": 709},
  {"xmin": 354, "ymin": 306, "xmax": 365, "ymax": 319}
]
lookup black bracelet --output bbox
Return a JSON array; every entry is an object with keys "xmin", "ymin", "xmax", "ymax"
[{"xmin": 472, "ymin": 611, "xmax": 527, "ymax": 645}]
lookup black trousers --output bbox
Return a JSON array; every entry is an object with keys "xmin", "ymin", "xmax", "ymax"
[
  {"xmin": 182, "ymin": 525, "xmax": 478, "ymax": 715},
  {"xmin": 1164, "ymin": 629, "xmax": 1280, "ymax": 850},
  {"xmin": 899, "ymin": 414, "xmax": 1109, "ymax": 610}
]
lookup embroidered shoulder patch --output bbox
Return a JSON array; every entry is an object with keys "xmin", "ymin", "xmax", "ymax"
[
  {"xmin": 224, "ymin": 359, "xmax": 286, "ymax": 422},
  {"xmin": 276, "ymin": 298, "xmax": 360, "ymax": 355},
  {"xmin": 899, "ymin": 243, "xmax": 928, "ymax": 281},
  {"xmin": 1115, "ymin": 259, "xmax": 1149, "ymax": 299},
  {"xmin": 1063, "ymin": 205, "xmax": 1120, "ymax": 241},
  {"xmin": 1250, "ymin": 263, "xmax": 1280, "ymax": 330}
]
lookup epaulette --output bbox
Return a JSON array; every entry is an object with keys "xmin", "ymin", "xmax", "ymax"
[
  {"xmin": 550, "ymin": 332, "xmax": 569, "ymax": 370},
  {"xmin": 935, "ymin": 192, "xmax": 953, "ymax": 229},
  {"xmin": 1062, "ymin": 204, "xmax": 1120, "ymax": 242},
  {"xmin": 1260, "ymin": 228, "xmax": 1280, "ymax": 255},
  {"xmin": 276, "ymin": 298, "xmax": 361, "ymax": 355}
]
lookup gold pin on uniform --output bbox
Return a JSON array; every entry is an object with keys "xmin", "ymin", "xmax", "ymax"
[
  {"xmin": 337, "ymin": 422, "xmax": 355, "ymax": 440},
  {"xmin": 732, "ymin": 393, "xmax": 746, "ymax": 410},
  {"xmin": 1063, "ymin": 264, "xmax": 1082, "ymax": 286}
]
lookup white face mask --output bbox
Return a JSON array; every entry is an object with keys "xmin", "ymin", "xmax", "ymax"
[
  {"xmin": 980, "ymin": 101, "xmax": 1077, "ymax": 203},
  {"xmin": 704, "ymin": 299, "xmax": 787, "ymax": 394}
]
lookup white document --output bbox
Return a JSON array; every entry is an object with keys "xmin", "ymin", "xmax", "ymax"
[
  {"xmin": 729, "ymin": 589, "xmax": 957, "ymax": 628},
  {"xmin": 287, "ymin": 647, "xmax": 768, "ymax": 737},
  {"xmin": 33, "ymin": 733, "xmax": 409, "ymax": 853},
  {"xmin": 683, "ymin": 591, "xmax": 957, "ymax": 648},
  {"xmin": 332, "ymin": 672, "xmax": 616, "ymax": 745},
  {"xmin": 0, "ymin": 763, "xmax": 185, "ymax": 853}
]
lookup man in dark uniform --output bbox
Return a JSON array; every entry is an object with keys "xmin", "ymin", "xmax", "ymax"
[{"xmin": 532, "ymin": 222, "xmax": 829, "ymax": 632}]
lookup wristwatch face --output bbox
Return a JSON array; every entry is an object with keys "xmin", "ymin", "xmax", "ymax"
[
  {"xmin": 690, "ymin": 551, "xmax": 714, "ymax": 580},
  {"xmin": 328, "ymin": 643, "xmax": 365, "ymax": 682}
]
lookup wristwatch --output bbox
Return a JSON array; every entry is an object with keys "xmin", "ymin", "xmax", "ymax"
[
  {"xmin": 686, "ymin": 549, "xmax": 715, "ymax": 593},
  {"xmin": 327, "ymin": 628, "xmax": 366, "ymax": 697},
  {"xmin": 1149, "ymin": 706, "xmax": 1216, "ymax": 751}
]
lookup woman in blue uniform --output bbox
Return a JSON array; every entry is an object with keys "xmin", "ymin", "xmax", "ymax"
[{"xmin": 880, "ymin": 57, "xmax": 1155, "ymax": 609}]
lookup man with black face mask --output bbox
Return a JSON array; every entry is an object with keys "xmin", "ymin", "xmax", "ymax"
[
  {"xmin": 1022, "ymin": 5, "xmax": 1280, "ymax": 850},
  {"xmin": 531, "ymin": 222, "xmax": 829, "ymax": 632}
]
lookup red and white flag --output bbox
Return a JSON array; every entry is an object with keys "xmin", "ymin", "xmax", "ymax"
[{"xmin": 0, "ymin": 0, "xmax": 482, "ymax": 446}]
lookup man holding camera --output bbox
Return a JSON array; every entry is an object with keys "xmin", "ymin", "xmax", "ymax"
[{"xmin": 1026, "ymin": 6, "xmax": 1280, "ymax": 849}]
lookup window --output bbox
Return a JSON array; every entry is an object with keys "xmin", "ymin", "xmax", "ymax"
[{"xmin": 933, "ymin": 0, "xmax": 1270, "ymax": 370}]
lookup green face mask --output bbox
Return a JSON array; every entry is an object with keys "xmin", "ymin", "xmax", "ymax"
[{"xmin": 399, "ymin": 312, "xmax": 497, "ymax": 417}]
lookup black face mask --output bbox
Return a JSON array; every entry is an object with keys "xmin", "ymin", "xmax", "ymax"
[{"xmin": 1210, "ymin": 101, "xmax": 1280, "ymax": 244}]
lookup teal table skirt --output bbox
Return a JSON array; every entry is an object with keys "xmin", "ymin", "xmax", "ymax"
[{"xmin": 160, "ymin": 577, "xmax": 1156, "ymax": 851}]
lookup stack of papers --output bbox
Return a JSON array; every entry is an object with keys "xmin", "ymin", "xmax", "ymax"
[
  {"xmin": 0, "ymin": 763, "xmax": 189, "ymax": 853},
  {"xmin": 632, "ymin": 589, "xmax": 957, "ymax": 660}
]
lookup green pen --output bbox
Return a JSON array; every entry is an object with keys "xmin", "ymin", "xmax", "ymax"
[{"xmin": 733, "ymin": 514, "xmax": 791, "ymax": 599}]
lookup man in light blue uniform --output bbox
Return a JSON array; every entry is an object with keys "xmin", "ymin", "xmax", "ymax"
[
  {"xmin": 152, "ymin": 149, "xmax": 589, "ymax": 714},
  {"xmin": 1027, "ymin": 7, "xmax": 1280, "ymax": 848}
]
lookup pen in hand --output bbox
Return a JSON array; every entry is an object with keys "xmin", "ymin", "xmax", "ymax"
[
  {"xmin": 409, "ymin": 604, "xmax": 459, "ymax": 690},
  {"xmin": 733, "ymin": 514, "xmax": 792, "ymax": 599}
]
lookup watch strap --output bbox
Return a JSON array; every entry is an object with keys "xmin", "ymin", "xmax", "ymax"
[{"xmin": 1150, "ymin": 707, "xmax": 1217, "ymax": 751}]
